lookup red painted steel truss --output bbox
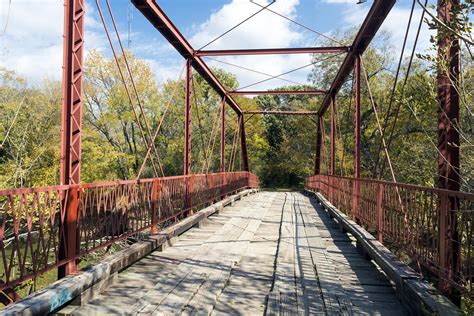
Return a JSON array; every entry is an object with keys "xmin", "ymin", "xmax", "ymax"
[
  {"xmin": 0, "ymin": 0, "xmax": 396, "ymax": 305},
  {"xmin": 243, "ymin": 110, "xmax": 318, "ymax": 116},
  {"xmin": 306, "ymin": 175, "xmax": 474, "ymax": 300},
  {"xmin": 0, "ymin": 172, "xmax": 259, "ymax": 294},
  {"xmin": 132, "ymin": 0, "xmax": 396, "ymax": 185}
]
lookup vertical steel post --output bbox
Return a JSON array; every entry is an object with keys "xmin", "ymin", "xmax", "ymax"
[
  {"xmin": 60, "ymin": 0, "xmax": 84, "ymax": 186},
  {"xmin": 184, "ymin": 59, "xmax": 192, "ymax": 176},
  {"xmin": 239, "ymin": 114, "xmax": 249, "ymax": 172},
  {"xmin": 220, "ymin": 98, "xmax": 226, "ymax": 173},
  {"xmin": 437, "ymin": 0, "xmax": 460, "ymax": 304},
  {"xmin": 330, "ymin": 94, "xmax": 336, "ymax": 176},
  {"xmin": 58, "ymin": 0, "xmax": 85, "ymax": 279},
  {"xmin": 220, "ymin": 99, "xmax": 226, "ymax": 198},
  {"xmin": 377, "ymin": 183, "xmax": 384, "ymax": 243},
  {"xmin": 150, "ymin": 179, "xmax": 160, "ymax": 235},
  {"xmin": 314, "ymin": 115, "xmax": 323, "ymax": 175},
  {"xmin": 183, "ymin": 59, "xmax": 192, "ymax": 213},
  {"xmin": 352, "ymin": 55, "xmax": 361, "ymax": 220},
  {"xmin": 188, "ymin": 174, "xmax": 194, "ymax": 215},
  {"xmin": 354, "ymin": 55, "xmax": 361, "ymax": 179},
  {"xmin": 330, "ymin": 95, "xmax": 336, "ymax": 201}
]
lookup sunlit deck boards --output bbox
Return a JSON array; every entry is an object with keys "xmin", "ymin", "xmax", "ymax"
[{"xmin": 59, "ymin": 192, "xmax": 407, "ymax": 315}]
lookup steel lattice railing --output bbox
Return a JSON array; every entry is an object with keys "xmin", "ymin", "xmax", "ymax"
[
  {"xmin": 306, "ymin": 174, "xmax": 474, "ymax": 299},
  {"xmin": 0, "ymin": 172, "xmax": 259, "ymax": 292}
]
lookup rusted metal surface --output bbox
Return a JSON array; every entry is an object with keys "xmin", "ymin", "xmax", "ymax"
[
  {"xmin": 60, "ymin": 0, "xmax": 85, "ymax": 187},
  {"xmin": 437, "ymin": 0, "xmax": 461, "ymax": 303},
  {"xmin": 314, "ymin": 115, "xmax": 323, "ymax": 175},
  {"xmin": 0, "ymin": 172, "xmax": 259, "ymax": 293},
  {"xmin": 353, "ymin": 55, "xmax": 361, "ymax": 180},
  {"xmin": 59, "ymin": 0, "xmax": 85, "ymax": 278},
  {"xmin": 0, "ymin": 282, "xmax": 20, "ymax": 306},
  {"xmin": 318, "ymin": 0, "xmax": 396, "ymax": 115},
  {"xmin": 330, "ymin": 95, "xmax": 336, "ymax": 176},
  {"xmin": 352, "ymin": 55, "xmax": 361, "ymax": 220},
  {"xmin": 239, "ymin": 114, "xmax": 249, "ymax": 172},
  {"xmin": 184, "ymin": 59, "xmax": 192, "ymax": 176},
  {"xmin": 243, "ymin": 110, "xmax": 318, "ymax": 116},
  {"xmin": 195, "ymin": 46, "xmax": 350, "ymax": 56},
  {"xmin": 230, "ymin": 90, "xmax": 326, "ymax": 96},
  {"xmin": 132, "ymin": 0, "xmax": 242, "ymax": 114},
  {"xmin": 220, "ymin": 99, "xmax": 226, "ymax": 173},
  {"xmin": 306, "ymin": 174, "xmax": 474, "ymax": 299}
]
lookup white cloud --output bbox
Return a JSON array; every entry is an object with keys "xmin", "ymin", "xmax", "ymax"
[
  {"xmin": 382, "ymin": 6, "xmax": 433, "ymax": 54},
  {"xmin": 0, "ymin": 0, "xmax": 436, "ymax": 91},
  {"xmin": 321, "ymin": 0, "xmax": 359, "ymax": 3},
  {"xmin": 186, "ymin": 0, "xmax": 318, "ymax": 91},
  {"xmin": 0, "ymin": 0, "xmax": 106, "ymax": 85},
  {"xmin": 145, "ymin": 58, "xmax": 185, "ymax": 84},
  {"xmin": 340, "ymin": 4, "xmax": 433, "ymax": 55},
  {"xmin": 190, "ymin": 0, "xmax": 302, "ymax": 50}
]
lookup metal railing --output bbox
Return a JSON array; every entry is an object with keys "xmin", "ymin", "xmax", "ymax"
[
  {"xmin": 0, "ymin": 172, "xmax": 259, "ymax": 292},
  {"xmin": 306, "ymin": 174, "xmax": 474, "ymax": 299}
]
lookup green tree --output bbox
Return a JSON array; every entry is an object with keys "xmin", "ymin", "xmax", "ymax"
[{"xmin": 0, "ymin": 68, "xmax": 61, "ymax": 188}]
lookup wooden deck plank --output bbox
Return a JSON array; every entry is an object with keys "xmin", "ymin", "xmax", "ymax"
[
  {"xmin": 293, "ymin": 195, "xmax": 325, "ymax": 315},
  {"xmin": 298, "ymin": 200, "xmax": 353, "ymax": 315},
  {"xmin": 64, "ymin": 191, "xmax": 407, "ymax": 316}
]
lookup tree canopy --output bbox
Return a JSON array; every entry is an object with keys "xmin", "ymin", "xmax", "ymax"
[{"xmin": 0, "ymin": 25, "xmax": 472, "ymax": 191}]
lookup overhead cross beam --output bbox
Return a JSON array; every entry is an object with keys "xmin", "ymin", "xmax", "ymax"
[
  {"xmin": 230, "ymin": 90, "xmax": 326, "ymax": 96},
  {"xmin": 132, "ymin": 0, "xmax": 242, "ymax": 114},
  {"xmin": 196, "ymin": 46, "xmax": 350, "ymax": 56},
  {"xmin": 243, "ymin": 110, "xmax": 318, "ymax": 116},
  {"xmin": 318, "ymin": 0, "xmax": 396, "ymax": 115}
]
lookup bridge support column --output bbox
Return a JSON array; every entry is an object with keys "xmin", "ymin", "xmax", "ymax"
[
  {"xmin": 436, "ymin": 0, "xmax": 460, "ymax": 304},
  {"xmin": 314, "ymin": 115, "xmax": 323, "ymax": 175},
  {"xmin": 220, "ymin": 98, "xmax": 226, "ymax": 198},
  {"xmin": 330, "ymin": 94, "xmax": 336, "ymax": 201},
  {"xmin": 58, "ymin": 0, "xmax": 85, "ymax": 279},
  {"xmin": 351, "ymin": 54, "xmax": 361, "ymax": 221},
  {"xmin": 184, "ymin": 59, "xmax": 192, "ymax": 176},
  {"xmin": 151, "ymin": 179, "xmax": 160, "ymax": 234},
  {"xmin": 184, "ymin": 59, "xmax": 193, "ymax": 214},
  {"xmin": 239, "ymin": 114, "xmax": 249, "ymax": 172},
  {"xmin": 220, "ymin": 99, "xmax": 226, "ymax": 173},
  {"xmin": 330, "ymin": 94, "xmax": 336, "ymax": 176}
]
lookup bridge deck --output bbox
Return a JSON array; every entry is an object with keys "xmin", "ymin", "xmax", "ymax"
[{"xmin": 61, "ymin": 192, "xmax": 407, "ymax": 315}]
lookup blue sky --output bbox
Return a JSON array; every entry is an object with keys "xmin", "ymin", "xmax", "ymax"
[{"xmin": 0, "ymin": 0, "xmax": 432, "ymax": 90}]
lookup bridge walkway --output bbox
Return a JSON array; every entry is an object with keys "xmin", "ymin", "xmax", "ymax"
[{"xmin": 58, "ymin": 191, "xmax": 407, "ymax": 315}]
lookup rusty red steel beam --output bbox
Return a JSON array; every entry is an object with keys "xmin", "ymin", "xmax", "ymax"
[
  {"xmin": 0, "ymin": 281, "xmax": 21, "ymax": 306},
  {"xmin": 437, "ymin": 0, "xmax": 461, "ymax": 304},
  {"xmin": 354, "ymin": 55, "xmax": 361, "ymax": 180},
  {"xmin": 352, "ymin": 55, "xmax": 361, "ymax": 220},
  {"xmin": 196, "ymin": 46, "xmax": 350, "ymax": 56},
  {"xmin": 184, "ymin": 59, "xmax": 192, "ymax": 176},
  {"xmin": 60, "ymin": 0, "xmax": 84, "ymax": 186},
  {"xmin": 58, "ymin": 0, "xmax": 85, "ymax": 279},
  {"xmin": 330, "ymin": 95, "xmax": 336, "ymax": 176},
  {"xmin": 239, "ymin": 114, "xmax": 249, "ymax": 172},
  {"xmin": 132, "ymin": 0, "xmax": 242, "ymax": 114},
  {"xmin": 0, "ymin": 172, "xmax": 260, "ymax": 293},
  {"xmin": 220, "ymin": 100, "xmax": 226, "ymax": 173},
  {"xmin": 243, "ymin": 110, "xmax": 318, "ymax": 116},
  {"xmin": 305, "ymin": 174, "xmax": 474, "ymax": 301},
  {"xmin": 318, "ymin": 0, "xmax": 396, "ymax": 115},
  {"xmin": 314, "ymin": 115, "xmax": 323, "ymax": 174},
  {"xmin": 230, "ymin": 90, "xmax": 326, "ymax": 96}
]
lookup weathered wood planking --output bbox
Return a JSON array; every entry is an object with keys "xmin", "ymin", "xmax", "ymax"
[{"xmin": 62, "ymin": 192, "xmax": 407, "ymax": 316}]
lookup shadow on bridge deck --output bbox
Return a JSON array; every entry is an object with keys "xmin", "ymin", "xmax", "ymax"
[{"xmin": 56, "ymin": 192, "xmax": 407, "ymax": 315}]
